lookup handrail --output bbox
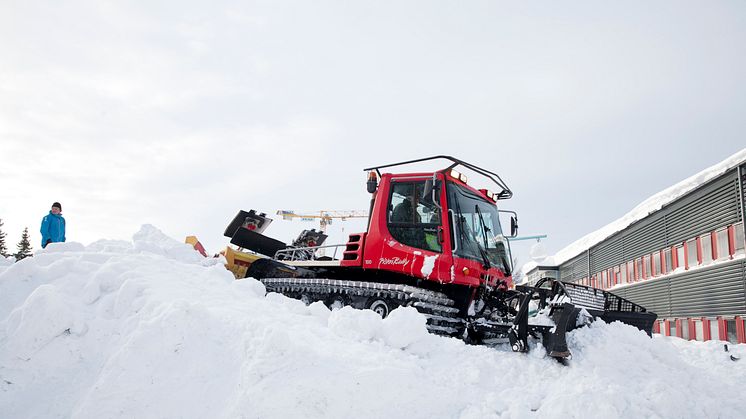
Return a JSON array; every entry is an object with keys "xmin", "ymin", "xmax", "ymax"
[
  {"xmin": 363, "ymin": 155, "xmax": 513, "ymax": 200},
  {"xmin": 274, "ymin": 243, "xmax": 347, "ymax": 261}
]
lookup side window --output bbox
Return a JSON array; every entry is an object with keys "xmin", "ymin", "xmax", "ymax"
[
  {"xmin": 686, "ymin": 239, "xmax": 698, "ymax": 267},
  {"xmin": 388, "ymin": 181, "xmax": 441, "ymax": 252}
]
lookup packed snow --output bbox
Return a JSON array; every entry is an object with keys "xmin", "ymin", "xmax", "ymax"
[{"xmin": 1, "ymin": 225, "xmax": 744, "ymax": 419}]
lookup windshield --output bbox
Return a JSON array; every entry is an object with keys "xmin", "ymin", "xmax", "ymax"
[{"xmin": 447, "ymin": 182, "xmax": 512, "ymax": 274}]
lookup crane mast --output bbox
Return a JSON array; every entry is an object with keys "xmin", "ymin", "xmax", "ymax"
[{"xmin": 276, "ymin": 210, "xmax": 368, "ymax": 233}]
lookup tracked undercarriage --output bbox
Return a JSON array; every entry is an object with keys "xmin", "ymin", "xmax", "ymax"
[
  {"xmin": 261, "ymin": 277, "xmax": 465, "ymax": 335},
  {"xmin": 259, "ymin": 274, "xmax": 656, "ymax": 358}
]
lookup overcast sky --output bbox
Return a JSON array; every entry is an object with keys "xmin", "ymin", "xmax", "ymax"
[{"xmin": 1, "ymin": 1, "xmax": 744, "ymax": 267}]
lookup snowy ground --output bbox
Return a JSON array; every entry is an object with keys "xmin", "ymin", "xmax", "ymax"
[{"xmin": 1, "ymin": 226, "xmax": 744, "ymax": 419}]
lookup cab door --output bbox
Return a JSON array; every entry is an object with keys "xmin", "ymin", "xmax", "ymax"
[{"xmin": 377, "ymin": 174, "xmax": 454, "ymax": 283}]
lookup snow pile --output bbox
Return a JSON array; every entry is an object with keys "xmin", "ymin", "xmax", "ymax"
[
  {"xmin": 1, "ymin": 226, "xmax": 744, "ymax": 419},
  {"xmin": 0, "ymin": 256, "xmax": 13, "ymax": 268},
  {"xmin": 552, "ymin": 148, "xmax": 746, "ymax": 265}
]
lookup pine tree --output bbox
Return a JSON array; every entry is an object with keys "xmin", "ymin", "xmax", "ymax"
[
  {"xmin": 14, "ymin": 227, "xmax": 33, "ymax": 261},
  {"xmin": 0, "ymin": 218, "xmax": 8, "ymax": 258}
]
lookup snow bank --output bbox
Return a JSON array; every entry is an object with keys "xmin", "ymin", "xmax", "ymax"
[
  {"xmin": 0, "ymin": 256, "xmax": 13, "ymax": 270},
  {"xmin": 1, "ymin": 225, "xmax": 744, "ymax": 419}
]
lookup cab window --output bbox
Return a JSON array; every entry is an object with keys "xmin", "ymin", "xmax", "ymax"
[{"xmin": 388, "ymin": 181, "xmax": 442, "ymax": 252}]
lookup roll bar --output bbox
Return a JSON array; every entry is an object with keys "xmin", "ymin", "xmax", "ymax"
[{"xmin": 363, "ymin": 155, "xmax": 513, "ymax": 200}]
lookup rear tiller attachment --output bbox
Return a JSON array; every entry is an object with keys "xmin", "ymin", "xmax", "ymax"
[{"xmin": 469, "ymin": 279, "xmax": 657, "ymax": 359}]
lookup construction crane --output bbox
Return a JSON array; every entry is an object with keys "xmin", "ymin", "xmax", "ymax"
[{"xmin": 276, "ymin": 210, "xmax": 369, "ymax": 233}]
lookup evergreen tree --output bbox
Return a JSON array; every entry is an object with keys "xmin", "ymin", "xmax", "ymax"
[
  {"xmin": 14, "ymin": 227, "xmax": 33, "ymax": 261},
  {"xmin": 0, "ymin": 218, "xmax": 8, "ymax": 258}
]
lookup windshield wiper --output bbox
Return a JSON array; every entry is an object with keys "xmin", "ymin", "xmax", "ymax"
[{"xmin": 474, "ymin": 205, "xmax": 492, "ymax": 269}]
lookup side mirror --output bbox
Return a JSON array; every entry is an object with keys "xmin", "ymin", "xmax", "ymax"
[{"xmin": 510, "ymin": 216, "xmax": 518, "ymax": 238}]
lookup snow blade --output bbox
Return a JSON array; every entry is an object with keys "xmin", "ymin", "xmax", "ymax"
[
  {"xmin": 505, "ymin": 288, "xmax": 576, "ymax": 359},
  {"xmin": 540, "ymin": 303, "xmax": 577, "ymax": 358},
  {"xmin": 507, "ymin": 279, "xmax": 657, "ymax": 360},
  {"xmin": 554, "ymin": 281, "xmax": 658, "ymax": 336}
]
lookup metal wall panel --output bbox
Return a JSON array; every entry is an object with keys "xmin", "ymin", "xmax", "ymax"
[
  {"xmin": 667, "ymin": 260, "xmax": 746, "ymax": 317},
  {"xmin": 613, "ymin": 259, "xmax": 746, "ymax": 318},
  {"xmin": 665, "ymin": 174, "xmax": 741, "ymax": 244},
  {"xmin": 590, "ymin": 235, "xmax": 624, "ymax": 272},
  {"xmin": 559, "ymin": 252, "xmax": 588, "ymax": 283},
  {"xmin": 616, "ymin": 277, "xmax": 672, "ymax": 318},
  {"xmin": 622, "ymin": 215, "xmax": 667, "ymax": 261}
]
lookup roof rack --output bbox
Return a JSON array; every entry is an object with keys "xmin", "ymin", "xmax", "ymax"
[{"xmin": 364, "ymin": 155, "xmax": 513, "ymax": 200}]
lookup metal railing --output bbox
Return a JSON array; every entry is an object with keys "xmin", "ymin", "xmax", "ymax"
[{"xmin": 274, "ymin": 243, "xmax": 347, "ymax": 261}]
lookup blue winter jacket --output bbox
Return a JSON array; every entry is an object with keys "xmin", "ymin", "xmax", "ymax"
[{"xmin": 40, "ymin": 211, "xmax": 66, "ymax": 247}]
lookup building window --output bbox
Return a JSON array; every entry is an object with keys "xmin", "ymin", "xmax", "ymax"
[
  {"xmin": 735, "ymin": 222, "xmax": 745, "ymax": 253},
  {"xmin": 627, "ymin": 261, "xmax": 634, "ymax": 282},
  {"xmin": 681, "ymin": 321, "xmax": 689, "ymax": 340},
  {"xmin": 700, "ymin": 234, "xmax": 713, "ymax": 264},
  {"xmin": 695, "ymin": 321, "xmax": 704, "ymax": 341},
  {"xmin": 635, "ymin": 258, "xmax": 642, "ymax": 280},
  {"xmin": 643, "ymin": 255, "xmax": 651, "ymax": 279},
  {"xmin": 715, "ymin": 228, "xmax": 729, "ymax": 260},
  {"xmin": 664, "ymin": 248, "xmax": 672, "ymax": 273},
  {"xmin": 686, "ymin": 239, "xmax": 698, "ymax": 268},
  {"xmin": 675, "ymin": 245, "xmax": 685, "ymax": 269},
  {"xmin": 620, "ymin": 263, "xmax": 627, "ymax": 284},
  {"xmin": 653, "ymin": 252, "xmax": 661, "ymax": 277},
  {"xmin": 710, "ymin": 321, "xmax": 719, "ymax": 341},
  {"xmin": 727, "ymin": 320, "xmax": 737, "ymax": 343}
]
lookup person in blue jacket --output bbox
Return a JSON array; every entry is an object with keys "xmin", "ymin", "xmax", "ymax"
[{"xmin": 40, "ymin": 202, "xmax": 66, "ymax": 248}]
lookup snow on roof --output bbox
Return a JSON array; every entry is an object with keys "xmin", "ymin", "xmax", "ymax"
[{"xmin": 551, "ymin": 148, "xmax": 746, "ymax": 266}]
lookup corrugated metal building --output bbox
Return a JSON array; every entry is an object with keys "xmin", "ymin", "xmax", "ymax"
[{"xmin": 528, "ymin": 158, "xmax": 746, "ymax": 344}]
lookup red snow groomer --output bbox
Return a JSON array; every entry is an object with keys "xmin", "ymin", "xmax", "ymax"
[{"xmin": 225, "ymin": 156, "xmax": 657, "ymax": 359}]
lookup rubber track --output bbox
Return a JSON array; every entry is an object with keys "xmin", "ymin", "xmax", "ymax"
[{"xmin": 260, "ymin": 277, "xmax": 464, "ymax": 336}]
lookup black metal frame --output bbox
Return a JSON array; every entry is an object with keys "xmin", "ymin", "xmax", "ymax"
[
  {"xmin": 364, "ymin": 155, "xmax": 513, "ymax": 200},
  {"xmin": 469, "ymin": 277, "xmax": 657, "ymax": 358}
]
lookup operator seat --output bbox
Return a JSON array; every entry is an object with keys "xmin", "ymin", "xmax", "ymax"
[
  {"xmin": 392, "ymin": 198, "xmax": 420, "ymax": 223},
  {"xmin": 391, "ymin": 198, "xmax": 429, "ymax": 249}
]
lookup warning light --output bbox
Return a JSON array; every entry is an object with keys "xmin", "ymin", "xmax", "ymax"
[
  {"xmin": 449, "ymin": 169, "xmax": 468, "ymax": 184},
  {"xmin": 367, "ymin": 171, "xmax": 378, "ymax": 193}
]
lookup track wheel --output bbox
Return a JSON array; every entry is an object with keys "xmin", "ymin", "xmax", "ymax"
[
  {"xmin": 367, "ymin": 298, "xmax": 392, "ymax": 318},
  {"xmin": 327, "ymin": 295, "xmax": 349, "ymax": 311},
  {"xmin": 300, "ymin": 294, "xmax": 313, "ymax": 306}
]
